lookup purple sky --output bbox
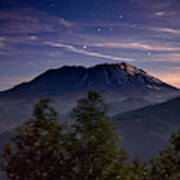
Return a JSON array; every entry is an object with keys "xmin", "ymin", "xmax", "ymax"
[{"xmin": 0, "ymin": 0, "xmax": 180, "ymax": 90}]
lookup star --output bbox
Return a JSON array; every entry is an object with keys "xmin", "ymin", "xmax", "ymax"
[
  {"xmin": 110, "ymin": 28, "xmax": 114, "ymax": 31},
  {"xmin": 28, "ymin": 36, "xmax": 38, "ymax": 40},
  {"xmin": 97, "ymin": 28, "xmax": 102, "ymax": 32},
  {"xmin": 119, "ymin": 15, "xmax": 123, "ymax": 19},
  {"xmin": 155, "ymin": 12, "xmax": 165, "ymax": 16},
  {"xmin": 147, "ymin": 52, "xmax": 152, "ymax": 56},
  {"xmin": 83, "ymin": 45, "xmax": 87, "ymax": 49}
]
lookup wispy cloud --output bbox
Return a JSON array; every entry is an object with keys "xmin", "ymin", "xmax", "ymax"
[
  {"xmin": 0, "ymin": 8, "xmax": 75, "ymax": 34},
  {"xmin": 0, "ymin": 37, "xmax": 5, "ymax": 48},
  {"xmin": 155, "ymin": 72, "xmax": 180, "ymax": 88},
  {"xmin": 0, "ymin": 42, "xmax": 4, "ymax": 48},
  {"xmin": 154, "ymin": 27, "xmax": 180, "ymax": 35},
  {"xmin": 0, "ymin": 37, "xmax": 5, "ymax": 41},
  {"xmin": 90, "ymin": 42, "xmax": 180, "ymax": 52},
  {"xmin": 154, "ymin": 53, "xmax": 180, "ymax": 62},
  {"xmin": 45, "ymin": 42, "xmax": 133, "ymax": 62},
  {"xmin": 0, "ymin": 76, "xmax": 33, "ymax": 91}
]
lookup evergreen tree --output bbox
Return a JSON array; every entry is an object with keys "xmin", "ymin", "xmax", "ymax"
[
  {"xmin": 71, "ymin": 90, "xmax": 129, "ymax": 179},
  {"xmin": 111, "ymin": 156, "xmax": 149, "ymax": 180},
  {"xmin": 150, "ymin": 129, "xmax": 180, "ymax": 180},
  {"xmin": 0, "ymin": 99, "xmax": 74, "ymax": 180}
]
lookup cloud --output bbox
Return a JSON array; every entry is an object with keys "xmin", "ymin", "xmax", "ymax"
[
  {"xmin": 153, "ymin": 53, "xmax": 180, "ymax": 62},
  {"xmin": 0, "ymin": 76, "xmax": 33, "ymax": 91},
  {"xmin": 154, "ymin": 72, "xmax": 180, "ymax": 88},
  {"xmin": 154, "ymin": 28, "xmax": 180, "ymax": 35},
  {"xmin": 0, "ymin": 8, "xmax": 74, "ymax": 34},
  {"xmin": 45, "ymin": 42, "xmax": 133, "ymax": 62},
  {"xmin": 0, "ymin": 42, "xmax": 4, "ymax": 48},
  {"xmin": 90, "ymin": 42, "xmax": 180, "ymax": 52},
  {"xmin": 0, "ymin": 37, "xmax": 5, "ymax": 41},
  {"xmin": 59, "ymin": 18, "xmax": 73, "ymax": 28},
  {"xmin": 0, "ymin": 37, "xmax": 5, "ymax": 48}
]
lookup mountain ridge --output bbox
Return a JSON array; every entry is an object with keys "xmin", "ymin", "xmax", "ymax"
[{"xmin": 0, "ymin": 62, "xmax": 179, "ymax": 101}]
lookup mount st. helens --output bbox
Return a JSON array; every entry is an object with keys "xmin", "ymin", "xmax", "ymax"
[{"xmin": 0, "ymin": 63, "xmax": 179, "ymax": 101}]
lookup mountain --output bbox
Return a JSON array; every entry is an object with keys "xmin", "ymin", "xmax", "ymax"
[
  {"xmin": 0, "ymin": 63, "xmax": 179, "ymax": 102},
  {"xmin": 113, "ymin": 97, "xmax": 180, "ymax": 160}
]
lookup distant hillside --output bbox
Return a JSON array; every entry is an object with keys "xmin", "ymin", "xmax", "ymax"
[
  {"xmin": 113, "ymin": 97, "xmax": 180, "ymax": 160},
  {"xmin": 114, "ymin": 96, "xmax": 180, "ymax": 125}
]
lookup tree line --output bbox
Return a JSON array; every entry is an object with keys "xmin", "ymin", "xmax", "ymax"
[{"xmin": 0, "ymin": 91, "xmax": 180, "ymax": 179}]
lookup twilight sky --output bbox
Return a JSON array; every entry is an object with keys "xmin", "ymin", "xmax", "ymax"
[{"xmin": 0, "ymin": 0, "xmax": 180, "ymax": 91}]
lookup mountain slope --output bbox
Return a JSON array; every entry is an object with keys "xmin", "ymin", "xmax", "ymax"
[
  {"xmin": 114, "ymin": 96, "xmax": 180, "ymax": 126},
  {"xmin": 113, "ymin": 97, "xmax": 180, "ymax": 160}
]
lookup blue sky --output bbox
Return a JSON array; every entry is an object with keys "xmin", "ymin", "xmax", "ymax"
[{"xmin": 0, "ymin": 0, "xmax": 180, "ymax": 90}]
